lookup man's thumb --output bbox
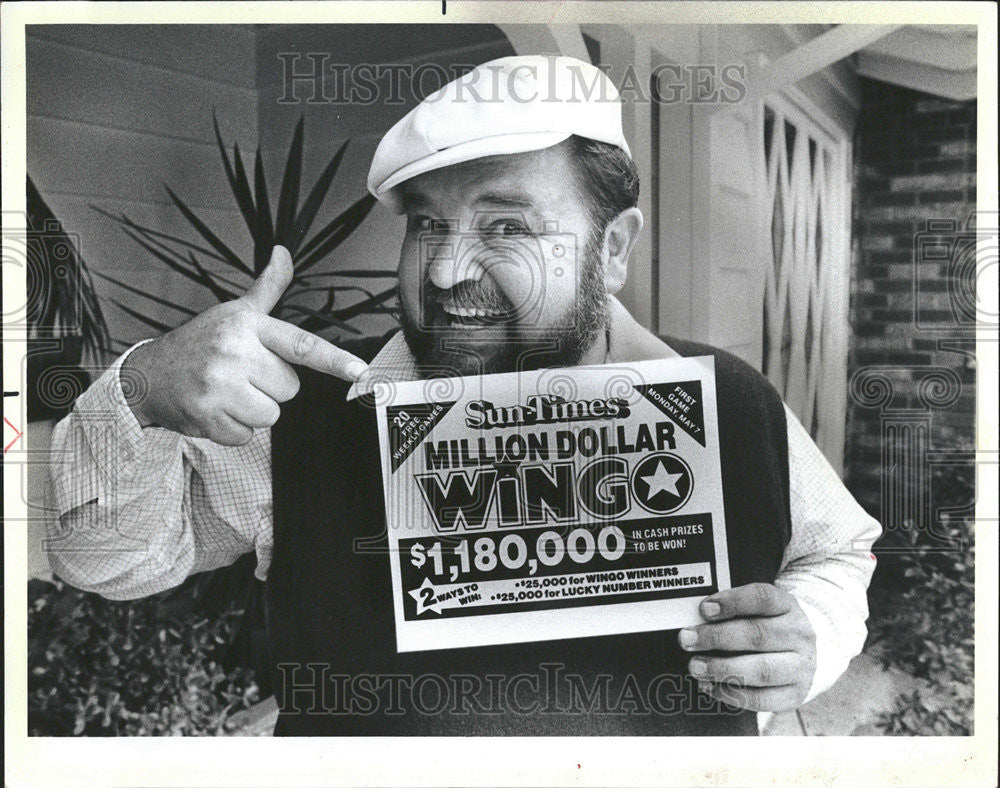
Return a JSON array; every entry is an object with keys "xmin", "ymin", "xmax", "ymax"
[{"xmin": 241, "ymin": 246, "xmax": 293, "ymax": 313}]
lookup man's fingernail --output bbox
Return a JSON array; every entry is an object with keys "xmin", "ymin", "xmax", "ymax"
[
  {"xmin": 698, "ymin": 681, "xmax": 713, "ymax": 695},
  {"xmin": 346, "ymin": 360, "xmax": 368, "ymax": 381},
  {"xmin": 679, "ymin": 628, "xmax": 697, "ymax": 649},
  {"xmin": 689, "ymin": 659, "xmax": 707, "ymax": 676},
  {"xmin": 702, "ymin": 601, "xmax": 721, "ymax": 618}
]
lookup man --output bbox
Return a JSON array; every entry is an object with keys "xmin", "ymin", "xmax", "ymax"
[{"xmin": 48, "ymin": 55, "xmax": 880, "ymax": 735}]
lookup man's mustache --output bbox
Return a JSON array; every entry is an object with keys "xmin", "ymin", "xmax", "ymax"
[{"xmin": 428, "ymin": 280, "xmax": 515, "ymax": 314}]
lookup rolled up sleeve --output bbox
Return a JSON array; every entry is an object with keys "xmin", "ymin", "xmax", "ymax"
[
  {"xmin": 775, "ymin": 406, "xmax": 882, "ymax": 702},
  {"xmin": 47, "ymin": 342, "xmax": 271, "ymax": 599}
]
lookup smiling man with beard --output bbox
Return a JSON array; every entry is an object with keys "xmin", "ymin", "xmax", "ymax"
[
  {"xmin": 396, "ymin": 141, "xmax": 615, "ymax": 378},
  {"xmin": 48, "ymin": 55, "xmax": 880, "ymax": 735}
]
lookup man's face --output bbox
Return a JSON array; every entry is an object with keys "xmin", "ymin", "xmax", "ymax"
[{"xmin": 396, "ymin": 143, "xmax": 609, "ymax": 377}]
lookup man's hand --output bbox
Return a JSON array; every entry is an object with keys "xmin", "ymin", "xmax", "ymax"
[
  {"xmin": 678, "ymin": 583, "xmax": 817, "ymax": 712},
  {"xmin": 122, "ymin": 246, "xmax": 368, "ymax": 445}
]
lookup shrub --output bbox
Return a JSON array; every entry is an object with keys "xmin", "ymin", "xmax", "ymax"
[
  {"xmin": 28, "ymin": 579, "xmax": 260, "ymax": 736},
  {"xmin": 866, "ymin": 464, "xmax": 975, "ymax": 736}
]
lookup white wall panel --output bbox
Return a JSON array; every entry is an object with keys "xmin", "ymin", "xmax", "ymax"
[
  {"xmin": 26, "ymin": 27, "xmax": 258, "ymax": 348},
  {"xmin": 27, "ymin": 35, "xmax": 256, "ymax": 145},
  {"xmin": 28, "ymin": 25, "xmax": 256, "ymax": 88}
]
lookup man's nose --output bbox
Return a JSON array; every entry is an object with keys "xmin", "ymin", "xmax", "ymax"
[{"xmin": 427, "ymin": 231, "xmax": 488, "ymax": 291}]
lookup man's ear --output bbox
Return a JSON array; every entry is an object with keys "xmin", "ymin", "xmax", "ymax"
[{"xmin": 600, "ymin": 207, "xmax": 643, "ymax": 295}]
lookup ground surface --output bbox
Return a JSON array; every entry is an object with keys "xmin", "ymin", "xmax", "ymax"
[{"xmin": 226, "ymin": 652, "xmax": 924, "ymax": 736}]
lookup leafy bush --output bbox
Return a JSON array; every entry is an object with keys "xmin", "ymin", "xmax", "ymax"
[
  {"xmin": 866, "ymin": 464, "xmax": 975, "ymax": 735},
  {"xmin": 28, "ymin": 579, "xmax": 260, "ymax": 736},
  {"xmin": 876, "ymin": 686, "xmax": 974, "ymax": 736}
]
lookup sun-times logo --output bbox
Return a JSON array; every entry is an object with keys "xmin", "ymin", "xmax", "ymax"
[{"xmin": 464, "ymin": 394, "xmax": 631, "ymax": 430}]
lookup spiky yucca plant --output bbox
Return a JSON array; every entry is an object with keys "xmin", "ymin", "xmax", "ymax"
[
  {"xmin": 27, "ymin": 175, "xmax": 112, "ymax": 359},
  {"xmin": 95, "ymin": 113, "xmax": 398, "ymax": 350},
  {"xmin": 26, "ymin": 175, "xmax": 113, "ymax": 420}
]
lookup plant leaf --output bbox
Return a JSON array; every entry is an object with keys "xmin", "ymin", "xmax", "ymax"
[
  {"xmin": 283, "ymin": 286, "xmax": 397, "ymax": 319},
  {"xmin": 231, "ymin": 143, "xmax": 257, "ymax": 237},
  {"xmin": 284, "ymin": 284, "xmax": 383, "ymax": 301},
  {"xmin": 296, "ymin": 192, "xmax": 374, "ymax": 262},
  {"xmin": 274, "ymin": 116, "xmax": 303, "ymax": 249},
  {"xmin": 28, "ymin": 176, "xmax": 113, "ymax": 355},
  {"xmin": 212, "ymin": 112, "xmax": 257, "ymax": 237},
  {"xmin": 109, "ymin": 298, "xmax": 174, "ymax": 334},
  {"xmin": 92, "ymin": 270, "xmax": 198, "ymax": 317},
  {"xmin": 163, "ymin": 184, "xmax": 253, "ymax": 275},
  {"xmin": 91, "ymin": 205, "xmax": 231, "ymax": 267},
  {"xmin": 78, "ymin": 267, "xmax": 113, "ymax": 356},
  {"xmin": 296, "ymin": 269, "xmax": 397, "ymax": 281},
  {"xmin": 186, "ymin": 252, "xmax": 239, "ymax": 303},
  {"xmin": 253, "ymin": 150, "xmax": 274, "ymax": 275},
  {"xmin": 164, "ymin": 185, "xmax": 253, "ymax": 276},
  {"xmin": 118, "ymin": 227, "xmax": 207, "ymax": 286},
  {"xmin": 289, "ymin": 140, "xmax": 349, "ymax": 255},
  {"xmin": 326, "ymin": 285, "xmax": 397, "ymax": 320},
  {"xmin": 278, "ymin": 304, "xmax": 361, "ymax": 334},
  {"xmin": 119, "ymin": 227, "xmax": 236, "ymax": 301},
  {"xmin": 116, "ymin": 219, "xmax": 247, "ymax": 292},
  {"xmin": 295, "ymin": 194, "xmax": 376, "ymax": 272}
]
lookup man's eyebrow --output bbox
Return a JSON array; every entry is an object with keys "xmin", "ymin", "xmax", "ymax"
[
  {"xmin": 398, "ymin": 187, "xmax": 538, "ymax": 213},
  {"xmin": 473, "ymin": 191, "xmax": 537, "ymax": 209},
  {"xmin": 399, "ymin": 187, "xmax": 431, "ymax": 213}
]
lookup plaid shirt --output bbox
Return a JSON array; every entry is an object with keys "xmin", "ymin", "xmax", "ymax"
[{"xmin": 48, "ymin": 299, "xmax": 880, "ymax": 702}]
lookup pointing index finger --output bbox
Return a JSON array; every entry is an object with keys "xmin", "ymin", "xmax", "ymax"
[{"xmin": 256, "ymin": 315, "xmax": 367, "ymax": 381}]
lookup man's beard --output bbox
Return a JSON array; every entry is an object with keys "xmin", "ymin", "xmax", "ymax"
[{"xmin": 400, "ymin": 229, "xmax": 609, "ymax": 378}]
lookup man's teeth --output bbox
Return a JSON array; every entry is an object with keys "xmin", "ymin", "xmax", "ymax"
[{"xmin": 443, "ymin": 304, "xmax": 501, "ymax": 318}]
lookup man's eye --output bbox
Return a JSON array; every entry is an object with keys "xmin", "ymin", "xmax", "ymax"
[{"xmin": 485, "ymin": 219, "xmax": 529, "ymax": 237}]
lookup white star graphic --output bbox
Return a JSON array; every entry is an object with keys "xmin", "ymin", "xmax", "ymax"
[
  {"xmin": 408, "ymin": 577, "xmax": 442, "ymax": 615},
  {"xmin": 640, "ymin": 460, "xmax": 684, "ymax": 500}
]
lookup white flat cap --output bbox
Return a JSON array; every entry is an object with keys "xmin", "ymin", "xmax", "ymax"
[{"xmin": 367, "ymin": 55, "xmax": 631, "ymax": 213}]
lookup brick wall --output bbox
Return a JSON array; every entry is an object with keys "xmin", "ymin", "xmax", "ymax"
[{"xmin": 845, "ymin": 77, "xmax": 977, "ymax": 534}]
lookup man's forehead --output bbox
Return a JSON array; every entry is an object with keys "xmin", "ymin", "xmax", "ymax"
[{"xmin": 398, "ymin": 145, "xmax": 577, "ymax": 213}]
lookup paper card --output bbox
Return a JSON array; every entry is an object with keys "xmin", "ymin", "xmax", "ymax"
[{"xmin": 375, "ymin": 356, "xmax": 730, "ymax": 653}]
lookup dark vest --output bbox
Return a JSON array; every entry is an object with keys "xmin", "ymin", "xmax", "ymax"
[{"xmin": 266, "ymin": 334, "xmax": 791, "ymax": 735}]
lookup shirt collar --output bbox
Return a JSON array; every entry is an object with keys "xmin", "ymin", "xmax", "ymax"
[
  {"xmin": 346, "ymin": 296, "xmax": 680, "ymax": 400},
  {"xmin": 346, "ymin": 331, "xmax": 420, "ymax": 400}
]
